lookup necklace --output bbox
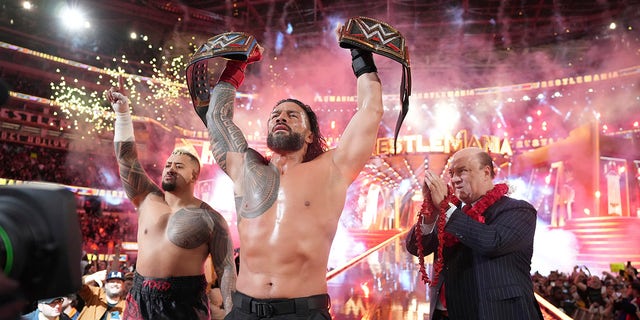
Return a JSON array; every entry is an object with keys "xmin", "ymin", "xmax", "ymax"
[{"xmin": 414, "ymin": 183, "xmax": 509, "ymax": 285}]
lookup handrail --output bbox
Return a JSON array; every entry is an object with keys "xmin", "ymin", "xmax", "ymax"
[
  {"xmin": 324, "ymin": 228, "xmax": 572, "ymax": 320},
  {"xmin": 535, "ymin": 292, "xmax": 574, "ymax": 320},
  {"xmin": 326, "ymin": 229, "xmax": 408, "ymax": 281}
]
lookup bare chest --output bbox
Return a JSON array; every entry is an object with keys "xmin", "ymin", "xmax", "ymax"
[
  {"xmin": 238, "ymin": 162, "xmax": 336, "ymax": 218},
  {"xmin": 166, "ymin": 207, "xmax": 214, "ymax": 249}
]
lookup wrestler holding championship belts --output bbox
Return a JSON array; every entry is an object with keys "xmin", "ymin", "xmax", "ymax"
[{"xmin": 186, "ymin": 17, "xmax": 411, "ymax": 320}]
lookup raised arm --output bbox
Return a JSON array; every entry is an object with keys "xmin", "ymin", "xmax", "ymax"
[
  {"xmin": 332, "ymin": 50, "xmax": 384, "ymax": 182},
  {"xmin": 106, "ymin": 79, "xmax": 162, "ymax": 207},
  {"xmin": 206, "ymin": 82, "xmax": 248, "ymax": 181},
  {"xmin": 204, "ymin": 45, "xmax": 263, "ymax": 182},
  {"xmin": 206, "ymin": 207, "xmax": 237, "ymax": 313},
  {"xmin": 206, "ymin": 72, "xmax": 278, "ymax": 220}
]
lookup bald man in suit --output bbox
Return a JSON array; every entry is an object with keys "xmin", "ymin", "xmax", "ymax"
[{"xmin": 406, "ymin": 147, "xmax": 543, "ymax": 320}]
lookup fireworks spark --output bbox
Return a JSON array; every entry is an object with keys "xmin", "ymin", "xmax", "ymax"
[{"xmin": 50, "ymin": 47, "xmax": 194, "ymax": 136}]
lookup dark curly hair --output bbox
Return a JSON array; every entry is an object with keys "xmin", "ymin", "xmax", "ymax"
[{"xmin": 274, "ymin": 98, "xmax": 328, "ymax": 162}]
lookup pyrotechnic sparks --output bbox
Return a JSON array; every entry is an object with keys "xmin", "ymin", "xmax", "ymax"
[
  {"xmin": 9, "ymin": 30, "xmax": 628, "ymax": 142},
  {"xmin": 49, "ymin": 46, "xmax": 194, "ymax": 136}
]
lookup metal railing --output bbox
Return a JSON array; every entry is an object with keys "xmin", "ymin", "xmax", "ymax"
[{"xmin": 325, "ymin": 229, "xmax": 571, "ymax": 320}]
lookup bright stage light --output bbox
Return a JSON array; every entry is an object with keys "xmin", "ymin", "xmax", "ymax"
[
  {"xmin": 58, "ymin": 5, "xmax": 90, "ymax": 31},
  {"xmin": 22, "ymin": 1, "xmax": 32, "ymax": 10},
  {"xmin": 430, "ymin": 100, "xmax": 461, "ymax": 135}
]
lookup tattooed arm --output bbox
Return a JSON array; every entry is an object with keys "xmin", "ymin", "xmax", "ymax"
[
  {"xmin": 206, "ymin": 72, "xmax": 279, "ymax": 221},
  {"xmin": 106, "ymin": 85, "xmax": 162, "ymax": 207},
  {"xmin": 206, "ymin": 82, "xmax": 248, "ymax": 181},
  {"xmin": 207, "ymin": 206, "xmax": 237, "ymax": 313},
  {"xmin": 114, "ymin": 141, "xmax": 163, "ymax": 206}
]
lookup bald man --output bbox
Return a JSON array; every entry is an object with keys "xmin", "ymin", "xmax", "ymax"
[
  {"xmin": 106, "ymin": 81, "xmax": 236, "ymax": 320},
  {"xmin": 406, "ymin": 147, "xmax": 543, "ymax": 320}
]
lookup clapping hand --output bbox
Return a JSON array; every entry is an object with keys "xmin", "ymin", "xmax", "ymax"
[{"xmin": 424, "ymin": 170, "xmax": 448, "ymax": 207}]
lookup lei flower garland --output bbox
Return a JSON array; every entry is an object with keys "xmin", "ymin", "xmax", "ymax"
[
  {"xmin": 414, "ymin": 184, "xmax": 459, "ymax": 286},
  {"xmin": 414, "ymin": 199, "xmax": 434, "ymax": 285},
  {"xmin": 414, "ymin": 183, "xmax": 509, "ymax": 286}
]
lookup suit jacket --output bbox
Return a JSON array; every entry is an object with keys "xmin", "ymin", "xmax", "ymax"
[{"xmin": 406, "ymin": 196, "xmax": 543, "ymax": 320}]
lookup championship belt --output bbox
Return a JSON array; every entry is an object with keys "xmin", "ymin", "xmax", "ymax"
[
  {"xmin": 185, "ymin": 32, "xmax": 258, "ymax": 112},
  {"xmin": 338, "ymin": 17, "xmax": 411, "ymax": 154}
]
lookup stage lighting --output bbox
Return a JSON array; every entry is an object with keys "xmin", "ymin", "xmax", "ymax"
[{"xmin": 58, "ymin": 5, "xmax": 90, "ymax": 31}]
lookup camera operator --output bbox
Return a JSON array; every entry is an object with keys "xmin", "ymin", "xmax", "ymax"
[
  {"xmin": 21, "ymin": 297, "xmax": 71, "ymax": 320},
  {"xmin": 1, "ymin": 184, "xmax": 83, "ymax": 320}
]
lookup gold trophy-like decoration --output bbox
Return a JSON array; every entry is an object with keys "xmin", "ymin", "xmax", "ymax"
[{"xmin": 338, "ymin": 17, "xmax": 411, "ymax": 154}]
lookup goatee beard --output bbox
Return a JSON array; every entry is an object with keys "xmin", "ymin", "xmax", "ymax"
[
  {"xmin": 162, "ymin": 181, "xmax": 176, "ymax": 191},
  {"xmin": 267, "ymin": 132, "xmax": 305, "ymax": 153}
]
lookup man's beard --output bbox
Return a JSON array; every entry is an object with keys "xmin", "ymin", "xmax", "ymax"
[
  {"xmin": 267, "ymin": 131, "xmax": 305, "ymax": 153},
  {"xmin": 162, "ymin": 181, "xmax": 176, "ymax": 191},
  {"xmin": 105, "ymin": 286, "xmax": 122, "ymax": 300}
]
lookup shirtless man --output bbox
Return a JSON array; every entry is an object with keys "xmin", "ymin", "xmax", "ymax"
[
  {"xmin": 106, "ymin": 78, "xmax": 236, "ymax": 319},
  {"xmin": 196, "ymin": 35, "xmax": 384, "ymax": 319}
]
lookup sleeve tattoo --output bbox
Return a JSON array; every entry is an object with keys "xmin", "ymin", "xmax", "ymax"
[
  {"xmin": 114, "ymin": 141, "xmax": 162, "ymax": 205},
  {"xmin": 207, "ymin": 83, "xmax": 248, "ymax": 173},
  {"xmin": 208, "ymin": 208, "xmax": 237, "ymax": 313}
]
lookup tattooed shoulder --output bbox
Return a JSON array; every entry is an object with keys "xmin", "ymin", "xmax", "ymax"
[
  {"xmin": 236, "ymin": 148, "xmax": 279, "ymax": 219},
  {"xmin": 166, "ymin": 207, "xmax": 214, "ymax": 249}
]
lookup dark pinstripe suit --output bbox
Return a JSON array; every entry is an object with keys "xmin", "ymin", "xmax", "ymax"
[{"xmin": 406, "ymin": 196, "xmax": 543, "ymax": 320}]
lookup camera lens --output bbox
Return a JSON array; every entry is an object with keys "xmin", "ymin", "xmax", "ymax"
[
  {"xmin": 0, "ymin": 193, "xmax": 46, "ymax": 282},
  {"xmin": 0, "ymin": 184, "xmax": 82, "ymax": 302}
]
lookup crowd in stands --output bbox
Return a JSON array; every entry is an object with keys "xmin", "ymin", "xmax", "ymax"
[
  {"xmin": 534, "ymin": 264, "xmax": 640, "ymax": 320},
  {"xmin": 0, "ymin": 69, "xmax": 52, "ymax": 99},
  {"xmin": 0, "ymin": 141, "xmax": 137, "ymax": 253},
  {"xmin": 0, "ymin": 142, "xmax": 121, "ymax": 189},
  {"xmin": 78, "ymin": 209, "xmax": 137, "ymax": 251}
]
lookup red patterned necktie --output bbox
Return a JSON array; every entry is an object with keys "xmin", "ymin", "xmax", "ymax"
[{"xmin": 439, "ymin": 284, "xmax": 447, "ymax": 308}]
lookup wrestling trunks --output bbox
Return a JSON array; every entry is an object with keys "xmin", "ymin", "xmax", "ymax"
[{"xmin": 123, "ymin": 272, "xmax": 210, "ymax": 320}]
